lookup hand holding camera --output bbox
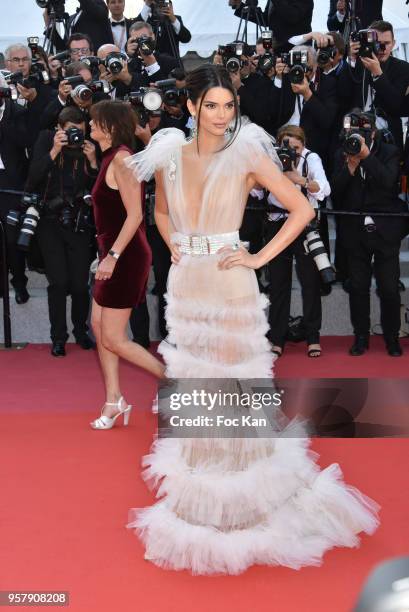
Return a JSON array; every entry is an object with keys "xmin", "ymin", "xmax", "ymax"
[
  {"xmin": 360, "ymin": 53, "xmax": 383, "ymax": 77},
  {"xmin": 291, "ymin": 76, "xmax": 312, "ymax": 100},
  {"xmin": 58, "ymin": 79, "xmax": 72, "ymax": 103},
  {"xmin": 16, "ymin": 82, "xmax": 37, "ymax": 103},
  {"xmin": 50, "ymin": 128, "xmax": 68, "ymax": 159},
  {"xmin": 83, "ymin": 140, "xmax": 97, "ymax": 169}
]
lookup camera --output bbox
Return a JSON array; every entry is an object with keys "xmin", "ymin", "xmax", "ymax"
[
  {"xmin": 0, "ymin": 87, "xmax": 17, "ymax": 102},
  {"xmin": 281, "ymin": 50, "xmax": 309, "ymax": 84},
  {"xmin": 79, "ymin": 55, "xmax": 103, "ymax": 79},
  {"xmin": 303, "ymin": 219, "xmax": 336, "ymax": 284},
  {"xmin": 350, "ymin": 29, "xmax": 382, "ymax": 58},
  {"xmin": 342, "ymin": 113, "xmax": 373, "ymax": 155},
  {"xmin": 127, "ymin": 87, "xmax": 163, "ymax": 127},
  {"xmin": 276, "ymin": 138, "xmax": 298, "ymax": 172},
  {"xmin": 15, "ymin": 193, "xmax": 44, "ymax": 251},
  {"xmin": 218, "ymin": 42, "xmax": 254, "ymax": 73},
  {"xmin": 59, "ymin": 194, "xmax": 93, "ymax": 233},
  {"xmin": 65, "ymin": 75, "xmax": 85, "ymax": 87},
  {"xmin": 65, "ymin": 127, "xmax": 84, "ymax": 147},
  {"xmin": 35, "ymin": 0, "xmax": 66, "ymax": 19},
  {"xmin": 317, "ymin": 45, "xmax": 337, "ymax": 67},
  {"xmin": 257, "ymin": 52, "xmax": 275, "ymax": 75},
  {"xmin": 134, "ymin": 36, "xmax": 156, "ymax": 57},
  {"xmin": 71, "ymin": 80, "xmax": 110, "ymax": 102},
  {"xmin": 156, "ymin": 78, "xmax": 187, "ymax": 107},
  {"xmin": 104, "ymin": 52, "xmax": 127, "ymax": 75}
]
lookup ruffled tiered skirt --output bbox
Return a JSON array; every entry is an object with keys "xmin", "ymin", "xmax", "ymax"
[{"xmin": 127, "ymin": 256, "xmax": 380, "ymax": 574}]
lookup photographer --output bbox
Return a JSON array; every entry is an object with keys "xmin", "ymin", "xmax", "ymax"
[
  {"xmin": 126, "ymin": 21, "xmax": 179, "ymax": 87},
  {"xmin": 214, "ymin": 43, "xmax": 277, "ymax": 134},
  {"xmin": 4, "ymin": 43, "xmax": 54, "ymax": 152},
  {"xmin": 331, "ymin": 110, "xmax": 406, "ymax": 357},
  {"xmin": 40, "ymin": 60, "xmax": 110, "ymax": 129},
  {"xmin": 26, "ymin": 106, "xmax": 98, "ymax": 356},
  {"xmin": 266, "ymin": 125, "xmax": 331, "ymax": 358},
  {"xmin": 230, "ymin": 0, "xmax": 313, "ymax": 52},
  {"xmin": 327, "ymin": 0, "xmax": 383, "ymax": 33},
  {"xmin": 137, "ymin": 0, "xmax": 191, "ymax": 59},
  {"xmin": 43, "ymin": 0, "xmax": 112, "ymax": 54},
  {"xmin": 106, "ymin": 0, "xmax": 137, "ymax": 53},
  {"xmin": 339, "ymin": 21, "xmax": 409, "ymax": 152},
  {"xmin": 273, "ymin": 45, "xmax": 338, "ymax": 166},
  {"xmin": 0, "ymin": 74, "xmax": 31, "ymax": 304}
]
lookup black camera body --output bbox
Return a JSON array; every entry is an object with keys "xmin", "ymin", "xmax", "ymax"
[
  {"xmin": 65, "ymin": 75, "xmax": 85, "ymax": 87},
  {"xmin": 71, "ymin": 80, "xmax": 109, "ymax": 102},
  {"xmin": 35, "ymin": 0, "xmax": 66, "ymax": 19},
  {"xmin": 127, "ymin": 89, "xmax": 162, "ymax": 127},
  {"xmin": 351, "ymin": 29, "xmax": 382, "ymax": 58},
  {"xmin": 317, "ymin": 45, "xmax": 337, "ymax": 67},
  {"xmin": 64, "ymin": 127, "xmax": 84, "ymax": 147},
  {"xmin": 342, "ymin": 113, "xmax": 373, "ymax": 155},
  {"xmin": 104, "ymin": 52, "xmax": 127, "ymax": 75},
  {"xmin": 135, "ymin": 36, "xmax": 156, "ymax": 57},
  {"xmin": 281, "ymin": 50, "xmax": 309, "ymax": 84},
  {"xmin": 218, "ymin": 42, "xmax": 254, "ymax": 73},
  {"xmin": 258, "ymin": 53, "xmax": 275, "ymax": 74},
  {"xmin": 156, "ymin": 78, "xmax": 187, "ymax": 107},
  {"xmin": 276, "ymin": 138, "xmax": 298, "ymax": 172}
]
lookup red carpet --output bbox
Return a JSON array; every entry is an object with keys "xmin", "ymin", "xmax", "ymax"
[{"xmin": 0, "ymin": 337, "xmax": 408, "ymax": 612}]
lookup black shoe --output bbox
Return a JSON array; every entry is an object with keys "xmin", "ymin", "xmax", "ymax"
[
  {"xmin": 14, "ymin": 286, "xmax": 30, "ymax": 304},
  {"xmin": 349, "ymin": 335, "xmax": 369, "ymax": 356},
  {"xmin": 75, "ymin": 335, "xmax": 96, "ymax": 350},
  {"xmin": 385, "ymin": 337, "xmax": 403, "ymax": 357},
  {"xmin": 51, "ymin": 341, "xmax": 66, "ymax": 357}
]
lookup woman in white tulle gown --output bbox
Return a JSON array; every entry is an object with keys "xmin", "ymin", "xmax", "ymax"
[{"xmin": 125, "ymin": 64, "xmax": 380, "ymax": 575}]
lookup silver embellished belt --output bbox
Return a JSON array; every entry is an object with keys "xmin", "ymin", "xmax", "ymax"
[{"xmin": 172, "ymin": 231, "xmax": 241, "ymax": 256}]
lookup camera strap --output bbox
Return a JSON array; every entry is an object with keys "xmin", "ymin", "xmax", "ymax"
[{"xmin": 300, "ymin": 151, "xmax": 311, "ymax": 197}]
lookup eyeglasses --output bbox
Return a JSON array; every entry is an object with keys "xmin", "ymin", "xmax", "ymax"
[
  {"xmin": 9, "ymin": 57, "xmax": 30, "ymax": 64},
  {"xmin": 70, "ymin": 47, "xmax": 91, "ymax": 55}
]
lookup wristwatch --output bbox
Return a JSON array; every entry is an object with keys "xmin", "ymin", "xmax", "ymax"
[{"xmin": 108, "ymin": 249, "xmax": 120, "ymax": 260}]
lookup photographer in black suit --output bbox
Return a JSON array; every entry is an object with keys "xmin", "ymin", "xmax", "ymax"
[
  {"xmin": 273, "ymin": 45, "xmax": 338, "ymax": 165},
  {"xmin": 331, "ymin": 110, "xmax": 406, "ymax": 357},
  {"xmin": 137, "ymin": 0, "xmax": 191, "ymax": 59},
  {"xmin": 125, "ymin": 21, "xmax": 179, "ymax": 87},
  {"xmin": 0, "ymin": 76, "xmax": 30, "ymax": 304},
  {"xmin": 327, "ymin": 0, "xmax": 383, "ymax": 34},
  {"xmin": 229, "ymin": 0, "xmax": 314, "ymax": 51},
  {"xmin": 26, "ymin": 106, "xmax": 98, "ymax": 356},
  {"xmin": 338, "ymin": 21, "xmax": 409, "ymax": 153},
  {"xmin": 43, "ymin": 0, "xmax": 112, "ymax": 54}
]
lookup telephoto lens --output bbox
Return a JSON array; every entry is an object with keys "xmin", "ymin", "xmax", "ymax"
[
  {"xmin": 303, "ymin": 227, "xmax": 336, "ymax": 284},
  {"xmin": 17, "ymin": 206, "xmax": 41, "ymax": 250}
]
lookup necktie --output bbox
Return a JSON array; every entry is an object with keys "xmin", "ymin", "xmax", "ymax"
[{"xmin": 111, "ymin": 20, "xmax": 125, "ymax": 27}]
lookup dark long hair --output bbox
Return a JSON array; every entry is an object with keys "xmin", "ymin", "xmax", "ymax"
[
  {"xmin": 90, "ymin": 100, "xmax": 136, "ymax": 150},
  {"xmin": 185, "ymin": 64, "xmax": 241, "ymax": 152}
]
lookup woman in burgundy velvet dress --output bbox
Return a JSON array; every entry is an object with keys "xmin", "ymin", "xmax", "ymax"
[{"xmin": 88, "ymin": 100, "xmax": 166, "ymax": 430}]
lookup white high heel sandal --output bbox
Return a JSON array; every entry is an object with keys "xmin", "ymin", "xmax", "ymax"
[{"xmin": 90, "ymin": 396, "xmax": 132, "ymax": 430}]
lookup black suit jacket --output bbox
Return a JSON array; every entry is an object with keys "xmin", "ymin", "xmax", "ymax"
[
  {"xmin": 127, "ymin": 53, "xmax": 179, "ymax": 89},
  {"xmin": 0, "ymin": 101, "xmax": 29, "ymax": 211},
  {"xmin": 136, "ymin": 13, "xmax": 191, "ymax": 58},
  {"xmin": 50, "ymin": 0, "xmax": 111, "ymax": 53},
  {"xmin": 331, "ymin": 139, "xmax": 406, "ymax": 244},
  {"xmin": 337, "ymin": 56, "xmax": 409, "ymax": 151},
  {"xmin": 235, "ymin": 0, "xmax": 313, "ymax": 48},
  {"xmin": 237, "ymin": 73, "xmax": 277, "ymax": 134},
  {"xmin": 273, "ymin": 70, "xmax": 338, "ymax": 162},
  {"xmin": 327, "ymin": 0, "xmax": 383, "ymax": 32}
]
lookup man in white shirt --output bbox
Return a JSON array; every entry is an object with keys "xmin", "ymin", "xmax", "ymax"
[{"xmin": 106, "ymin": 0, "xmax": 135, "ymax": 53}]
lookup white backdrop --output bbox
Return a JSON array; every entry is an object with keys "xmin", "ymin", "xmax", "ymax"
[{"xmin": 0, "ymin": 0, "xmax": 408, "ymax": 56}]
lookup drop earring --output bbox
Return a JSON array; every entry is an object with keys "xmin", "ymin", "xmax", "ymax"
[{"xmin": 190, "ymin": 115, "xmax": 197, "ymax": 139}]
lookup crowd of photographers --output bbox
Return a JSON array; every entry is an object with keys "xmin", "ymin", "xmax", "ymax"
[{"xmin": 1, "ymin": 0, "xmax": 409, "ymax": 358}]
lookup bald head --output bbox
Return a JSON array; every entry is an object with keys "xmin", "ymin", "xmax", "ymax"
[{"xmin": 97, "ymin": 44, "xmax": 120, "ymax": 60}]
